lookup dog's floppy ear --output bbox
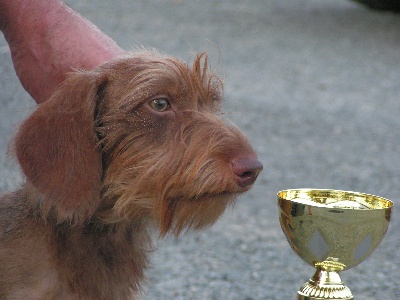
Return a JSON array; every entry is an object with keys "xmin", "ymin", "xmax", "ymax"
[{"xmin": 15, "ymin": 71, "xmax": 105, "ymax": 223}]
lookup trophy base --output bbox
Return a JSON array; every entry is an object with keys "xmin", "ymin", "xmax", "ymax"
[{"xmin": 297, "ymin": 268, "xmax": 354, "ymax": 300}]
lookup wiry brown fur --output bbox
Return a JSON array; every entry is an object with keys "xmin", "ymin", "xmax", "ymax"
[{"xmin": 0, "ymin": 50, "xmax": 262, "ymax": 299}]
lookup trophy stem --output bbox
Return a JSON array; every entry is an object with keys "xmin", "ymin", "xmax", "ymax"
[{"xmin": 297, "ymin": 267, "xmax": 354, "ymax": 300}]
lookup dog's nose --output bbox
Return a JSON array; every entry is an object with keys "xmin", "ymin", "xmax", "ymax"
[{"xmin": 231, "ymin": 156, "xmax": 263, "ymax": 188}]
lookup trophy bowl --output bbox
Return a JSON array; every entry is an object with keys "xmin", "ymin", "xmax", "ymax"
[{"xmin": 278, "ymin": 189, "xmax": 393, "ymax": 300}]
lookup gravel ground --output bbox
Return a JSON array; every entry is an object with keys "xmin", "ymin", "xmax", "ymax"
[{"xmin": 1, "ymin": 1, "xmax": 400, "ymax": 299}]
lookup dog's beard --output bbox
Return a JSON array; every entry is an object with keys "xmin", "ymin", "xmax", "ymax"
[
  {"xmin": 97, "ymin": 113, "xmax": 252, "ymax": 235},
  {"xmin": 98, "ymin": 158, "xmax": 241, "ymax": 235},
  {"xmin": 158, "ymin": 193, "xmax": 238, "ymax": 236}
]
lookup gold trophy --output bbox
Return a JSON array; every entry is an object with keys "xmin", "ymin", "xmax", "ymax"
[{"xmin": 278, "ymin": 189, "xmax": 393, "ymax": 300}]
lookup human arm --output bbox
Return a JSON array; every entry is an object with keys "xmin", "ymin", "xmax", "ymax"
[{"xmin": 0, "ymin": 0, "xmax": 124, "ymax": 103}]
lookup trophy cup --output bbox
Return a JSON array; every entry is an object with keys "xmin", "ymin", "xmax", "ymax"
[{"xmin": 278, "ymin": 189, "xmax": 393, "ymax": 300}]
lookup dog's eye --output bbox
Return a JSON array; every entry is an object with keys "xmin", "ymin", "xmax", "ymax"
[{"xmin": 149, "ymin": 98, "xmax": 170, "ymax": 112}]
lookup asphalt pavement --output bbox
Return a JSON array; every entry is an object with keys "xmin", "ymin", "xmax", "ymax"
[{"xmin": 1, "ymin": 1, "xmax": 400, "ymax": 299}]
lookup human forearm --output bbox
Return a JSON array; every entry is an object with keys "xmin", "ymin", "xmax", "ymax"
[{"xmin": 0, "ymin": 0, "xmax": 124, "ymax": 103}]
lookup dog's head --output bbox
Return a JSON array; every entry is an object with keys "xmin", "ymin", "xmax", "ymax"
[{"xmin": 15, "ymin": 50, "xmax": 262, "ymax": 232}]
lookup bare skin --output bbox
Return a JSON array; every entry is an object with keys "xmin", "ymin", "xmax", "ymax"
[{"xmin": 0, "ymin": 0, "xmax": 125, "ymax": 104}]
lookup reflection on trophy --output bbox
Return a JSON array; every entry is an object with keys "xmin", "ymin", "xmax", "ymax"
[{"xmin": 278, "ymin": 189, "xmax": 393, "ymax": 300}]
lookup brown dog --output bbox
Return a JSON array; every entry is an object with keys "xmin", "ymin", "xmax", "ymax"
[{"xmin": 0, "ymin": 50, "xmax": 262, "ymax": 299}]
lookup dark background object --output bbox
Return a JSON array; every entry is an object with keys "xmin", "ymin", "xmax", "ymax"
[{"xmin": 354, "ymin": 0, "xmax": 400, "ymax": 12}]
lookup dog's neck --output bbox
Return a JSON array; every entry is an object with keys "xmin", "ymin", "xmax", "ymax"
[
  {"xmin": 23, "ymin": 186, "xmax": 152, "ymax": 298},
  {"xmin": 53, "ymin": 218, "xmax": 151, "ymax": 293}
]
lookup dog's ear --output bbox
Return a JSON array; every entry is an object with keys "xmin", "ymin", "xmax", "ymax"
[{"xmin": 14, "ymin": 71, "xmax": 105, "ymax": 223}]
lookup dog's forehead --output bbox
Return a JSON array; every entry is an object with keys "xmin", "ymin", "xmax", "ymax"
[
  {"xmin": 100, "ymin": 52, "xmax": 222, "ymax": 106},
  {"xmin": 103, "ymin": 53, "xmax": 191, "ymax": 83}
]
